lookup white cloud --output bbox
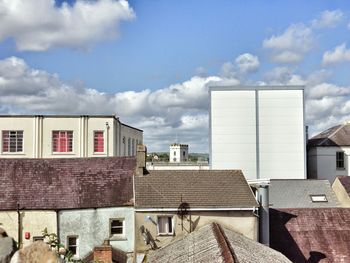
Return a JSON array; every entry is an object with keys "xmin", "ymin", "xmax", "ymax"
[
  {"xmin": 235, "ymin": 53, "xmax": 260, "ymax": 73},
  {"xmin": 263, "ymin": 23, "xmax": 314, "ymax": 63},
  {"xmin": 0, "ymin": 56, "xmax": 222, "ymax": 152},
  {"xmin": 0, "ymin": 0, "xmax": 134, "ymax": 51},
  {"xmin": 322, "ymin": 43, "xmax": 350, "ymax": 65},
  {"xmin": 312, "ymin": 9, "xmax": 344, "ymax": 28},
  {"xmin": 263, "ymin": 67, "xmax": 305, "ymax": 85}
]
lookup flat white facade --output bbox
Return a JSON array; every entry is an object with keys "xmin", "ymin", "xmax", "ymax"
[
  {"xmin": 210, "ymin": 86, "xmax": 306, "ymax": 180},
  {"xmin": 0, "ymin": 115, "xmax": 142, "ymax": 158},
  {"xmin": 169, "ymin": 143, "xmax": 188, "ymax": 163},
  {"xmin": 308, "ymin": 146, "xmax": 349, "ymax": 182}
]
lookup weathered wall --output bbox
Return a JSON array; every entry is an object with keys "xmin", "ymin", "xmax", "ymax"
[
  {"xmin": 135, "ymin": 210, "xmax": 258, "ymax": 252},
  {"xmin": 119, "ymin": 123, "xmax": 143, "ymax": 157},
  {"xmin": 59, "ymin": 207, "xmax": 134, "ymax": 260},
  {"xmin": 332, "ymin": 178, "xmax": 350, "ymax": 207},
  {"xmin": 0, "ymin": 210, "xmax": 57, "ymax": 247}
]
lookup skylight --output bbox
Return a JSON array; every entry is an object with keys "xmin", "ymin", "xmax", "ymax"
[{"xmin": 310, "ymin": 195, "xmax": 328, "ymax": 202}]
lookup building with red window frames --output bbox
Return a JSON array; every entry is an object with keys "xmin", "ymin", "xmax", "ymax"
[{"xmin": 0, "ymin": 115, "xmax": 142, "ymax": 158}]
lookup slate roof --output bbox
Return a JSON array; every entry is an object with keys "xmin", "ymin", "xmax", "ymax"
[
  {"xmin": 147, "ymin": 223, "xmax": 292, "ymax": 263},
  {"xmin": 269, "ymin": 179, "xmax": 339, "ymax": 208},
  {"xmin": 308, "ymin": 123, "xmax": 350, "ymax": 146},
  {"xmin": 270, "ymin": 208, "xmax": 350, "ymax": 263},
  {"xmin": 337, "ymin": 176, "xmax": 350, "ymax": 195},
  {"xmin": 135, "ymin": 170, "xmax": 258, "ymax": 209},
  {"xmin": 0, "ymin": 157, "xmax": 135, "ymax": 210}
]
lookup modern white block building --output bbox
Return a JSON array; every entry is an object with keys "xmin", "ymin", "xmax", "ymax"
[
  {"xmin": 210, "ymin": 86, "xmax": 306, "ymax": 180},
  {"xmin": 308, "ymin": 122, "xmax": 350, "ymax": 182},
  {"xmin": 0, "ymin": 115, "xmax": 142, "ymax": 158},
  {"xmin": 169, "ymin": 143, "xmax": 188, "ymax": 163}
]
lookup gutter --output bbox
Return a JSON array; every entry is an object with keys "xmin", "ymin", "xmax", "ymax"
[{"xmin": 135, "ymin": 207, "xmax": 257, "ymax": 212}]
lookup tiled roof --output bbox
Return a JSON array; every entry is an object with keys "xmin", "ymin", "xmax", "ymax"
[
  {"xmin": 135, "ymin": 170, "xmax": 258, "ymax": 209},
  {"xmin": 308, "ymin": 123, "xmax": 350, "ymax": 146},
  {"xmin": 270, "ymin": 208, "xmax": 350, "ymax": 263},
  {"xmin": 269, "ymin": 179, "xmax": 339, "ymax": 208},
  {"xmin": 0, "ymin": 157, "xmax": 135, "ymax": 210},
  {"xmin": 148, "ymin": 223, "xmax": 291, "ymax": 263},
  {"xmin": 337, "ymin": 176, "xmax": 350, "ymax": 195}
]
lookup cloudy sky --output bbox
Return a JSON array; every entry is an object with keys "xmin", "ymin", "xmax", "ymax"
[{"xmin": 1, "ymin": 0, "xmax": 350, "ymax": 152}]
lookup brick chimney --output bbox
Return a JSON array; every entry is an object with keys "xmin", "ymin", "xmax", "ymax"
[
  {"xmin": 136, "ymin": 144, "xmax": 147, "ymax": 176},
  {"xmin": 93, "ymin": 240, "xmax": 112, "ymax": 263}
]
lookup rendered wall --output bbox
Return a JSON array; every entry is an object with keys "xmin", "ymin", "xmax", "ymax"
[
  {"xmin": 332, "ymin": 178, "xmax": 350, "ymax": 207},
  {"xmin": 210, "ymin": 87, "xmax": 305, "ymax": 179},
  {"xmin": 0, "ymin": 210, "xmax": 57, "ymax": 247},
  {"xmin": 59, "ymin": 207, "xmax": 134, "ymax": 260},
  {"xmin": 135, "ymin": 211, "xmax": 257, "ymax": 252}
]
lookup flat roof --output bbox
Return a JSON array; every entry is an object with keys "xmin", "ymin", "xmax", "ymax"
[{"xmin": 209, "ymin": 85, "xmax": 304, "ymax": 91}]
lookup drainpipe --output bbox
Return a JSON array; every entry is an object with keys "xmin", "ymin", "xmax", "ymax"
[
  {"xmin": 17, "ymin": 203, "xmax": 21, "ymax": 248},
  {"xmin": 258, "ymin": 184, "xmax": 269, "ymax": 246},
  {"xmin": 56, "ymin": 210, "xmax": 60, "ymax": 244},
  {"xmin": 106, "ymin": 122, "xmax": 110, "ymax": 157}
]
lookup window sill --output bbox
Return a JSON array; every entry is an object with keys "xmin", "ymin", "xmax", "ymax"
[
  {"xmin": 1, "ymin": 152, "xmax": 25, "ymax": 155},
  {"xmin": 109, "ymin": 236, "xmax": 127, "ymax": 241},
  {"xmin": 52, "ymin": 152, "xmax": 76, "ymax": 155},
  {"xmin": 157, "ymin": 233, "xmax": 175, "ymax": 237},
  {"xmin": 93, "ymin": 152, "xmax": 106, "ymax": 155},
  {"xmin": 336, "ymin": 168, "xmax": 346, "ymax": 170}
]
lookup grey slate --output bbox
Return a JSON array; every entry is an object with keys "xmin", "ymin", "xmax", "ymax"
[
  {"xmin": 135, "ymin": 170, "xmax": 258, "ymax": 209},
  {"xmin": 308, "ymin": 123, "xmax": 350, "ymax": 146},
  {"xmin": 269, "ymin": 179, "xmax": 339, "ymax": 208}
]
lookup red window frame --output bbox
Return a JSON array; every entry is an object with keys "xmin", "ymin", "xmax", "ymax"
[
  {"xmin": 52, "ymin": 131, "xmax": 73, "ymax": 152},
  {"xmin": 94, "ymin": 131, "xmax": 104, "ymax": 153}
]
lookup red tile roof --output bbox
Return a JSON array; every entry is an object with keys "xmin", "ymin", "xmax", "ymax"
[
  {"xmin": 270, "ymin": 208, "xmax": 350, "ymax": 263},
  {"xmin": 0, "ymin": 157, "xmax": 135, "ymax": 210}
]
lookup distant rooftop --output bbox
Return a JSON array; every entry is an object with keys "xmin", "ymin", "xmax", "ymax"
[
  {"xmin": 308, "ymin": 123, "xmax": 350, "ymax": 147},
  {"xmin": 269, "ymin": 179, "xmax": 339, "ymax": 208},
  {"xmin": 148, "ymin": 223, "xmax": 291, "ymax": 263}
]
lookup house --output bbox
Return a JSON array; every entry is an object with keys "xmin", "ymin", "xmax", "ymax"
[
  {"xmin": 308, "ymin": 122, "xmax": 350, "ymax": 182},
  {"xmin": 0, "ymin": 157, "xmax": 136, "ymax": 262},
  {"xmin": 332, "ymin": 176, "xmax": 350, "ymax": 207},
  {"xmin": 0, "ymin": 115, "xmax": 142, "ymax": 158},
  {"xmin": 270, "ymin": 208, "xmax": 350, "ymax": 262},
  {"xmin": 209, "ymin": 85, "xmax": 306, "ymax": 180},
  {"xmin": 134, "ymin": 169, "xmax": 259, "ymax": 255},
  {"xmin": 269, "ymin": 179, "xmax": 339, "ymax": 208},
  {"xmin": 147, "ymin": 223, "xmax": 291, "ymax": 263}
]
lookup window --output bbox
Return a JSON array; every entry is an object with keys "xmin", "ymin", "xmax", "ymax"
[
  {"xmin": 67, "ymin": 236, "xmax": 78, "ymax": 257},
  {"xmin": 183, "ymin": 151, "xmax": 185, "ymax": 157},
  {"xmin": 132, "ymin": 139, "xmax": 135, "ymax": 156},
  {"xmin": 94, "ymin": 131, "xmax": 104, "ymax": 153},
  {"xmin": 174, "ymin": 151, "xmax": 176, "ymax": 156},
  {"xmin": 336, "ymin": 151, "xmax": 345, "ymax": 169},
  {"xmin": 33, "ymin": 236, "xmax": 44, "ymax": 242},
  {"xmin": 52, "ymin": 131, "xmax": 73, "ymax": 152},
  {"xmin": 110, "ymin": 219, "xmax": 124, "ymax": 237},
  {"xmin": 157, "ymin": 216, "xmax": 173, "ymax": 235},
  {"xmin": 2, "ymin": 131, "xmax": 23, "ymax": 153},
  {"xmin": 128, "ymin": 138, "xmax": 131, "ymax": 156},
  {"xmin": 310, "ymin": 195, "xmax": 328, "ymax": 202}
]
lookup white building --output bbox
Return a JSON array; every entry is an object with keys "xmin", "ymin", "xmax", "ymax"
[
  {"xmin": 210, "ymin": 85, "xmax": 306, "ymax": 180},
  {"xmin": 0, "ymin": 115, "xmax": 142, "ymax": 158},
  {"xmin": 308, "ymin": 123, "xmax": 350, "ymax": 182},
  {"xmin": 169, "ymin": 143, "xmax": 188, "ymax": 163}
]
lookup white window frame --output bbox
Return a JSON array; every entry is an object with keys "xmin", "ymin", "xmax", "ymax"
[
  {"xmin": 310, "ymin": 194, "xmax": 328, "ymax": 202},
  {"xmin": 93, "ymin": 130, "xmax": 105, "ymax": 154},
  {"xmin": 67, "ymin": 235, "xmax": 79, "ymax": 258},
  {"xmin": 52, "ymin": 130, "xmax": 74, "ymax": 154},
  {"xmin": 2, "ymin": 130, "xmax": 24, "ymax": 154},
  {"xmin": 110, "ymin": 218, "xmax": 125, "ymax": 239},
  {"xmin": 157, "ymin": 216, "xmax": 174, "ymax": 236}
]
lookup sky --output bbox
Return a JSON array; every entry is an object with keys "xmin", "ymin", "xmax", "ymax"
[{"xmin": 1, "ymin": 0, "xmax": 350, "ymax": 152}]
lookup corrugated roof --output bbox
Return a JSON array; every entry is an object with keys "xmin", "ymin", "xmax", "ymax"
[
  {"xmin": 270, "ymin": 208, "xmax": 350, "ymax": 263},
  {"xmin": 269, "ymin": 179, "xmax": 339, "ymax": 208},
  {"xmin": 0, "ymin": 157, "xmax": 135, "ymax": 210},
  {"xmin": 147, "ymin": 223, "xmax": 292, "ymax": 263},
  {"xmin": 308, "ymin": 123, "xmax": 350, "ymax": 146},
  {"xmin": 135, "ymin": 170, "xmax": 258, "ymax": 209}
]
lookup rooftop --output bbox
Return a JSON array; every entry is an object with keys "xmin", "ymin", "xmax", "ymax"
[
  {"xmin": 308, "ymin": 123, "xmax": 350, "ymax": 147},
  {"xmin": 0, "ymin": 157, "xmax": 136, "ymax": 210},
  {"xmin": 336, "ymin": 176, "xmax": 350, "ymax": 196},
  {"xmin": 269, "ymin": 179, "xmax": 339, "ymax": 208},
  {"xmin": 135, "ymin": 170, "xmax": 258, "ymax": 209},
  {"xmin": 148, "ymin": 223, "xmax": 291, "ymax": 263}
]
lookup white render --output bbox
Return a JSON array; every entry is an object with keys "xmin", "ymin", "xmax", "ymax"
[
  {"xmin": 210, "ymin": 86, "xmax": 306, "ymax": 180},
  {"xmin": 169, "ymin": 143, "xmax": 188, "ymax": 163},
  {"xmin": 308, "ymin": 146, "xmax": 350, "ymax": 182},
  {"xmin": 0, "ymin": 115, "xmax": 142, "ymax": 158}
]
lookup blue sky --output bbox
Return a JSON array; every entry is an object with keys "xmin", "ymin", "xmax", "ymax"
[{"xmin": 0, "ymin": 0, "xmax": 350, "ymax": 152}]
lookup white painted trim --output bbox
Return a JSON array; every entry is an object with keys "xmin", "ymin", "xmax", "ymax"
[{"xmin": 136, "ymin": 207, "xmax": 256, "ymax": 212}]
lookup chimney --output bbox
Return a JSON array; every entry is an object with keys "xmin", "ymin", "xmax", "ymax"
[
  {"xmin": 136, "ymin": 144, "xmax": 147, "ymax": 176},
  {"xmin": 93, "ymin": 240, "xmax": 112, "ymax": 263}
]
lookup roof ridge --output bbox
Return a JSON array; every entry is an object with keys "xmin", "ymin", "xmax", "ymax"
[
  {"xmin": 211, "ymin": 223, "xmax": 237, "ymax": 263},
  {"xmin": 318, "ymin": 124, "xmax": 345, "ymax": 146}
]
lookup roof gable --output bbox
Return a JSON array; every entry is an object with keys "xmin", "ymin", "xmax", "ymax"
[
  {"xmin": 0, "ymin": 157, "xmax": 136, "ymax": 210},
  {"xmin": 135, "ymin": 170, "xmax": 258, "ymax": 209},
  {"xmin": 337, "ymin": 176, "xmax": 350, "ymax": 196},
  {"xmin": 308, "ymin": 124, "xmax": 350, "ymax": 146}
]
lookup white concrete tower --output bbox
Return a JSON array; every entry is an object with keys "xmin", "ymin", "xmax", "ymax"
[{"xmin": 169, "ymin": 143, "xmax": 188, "ymax": 163}]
